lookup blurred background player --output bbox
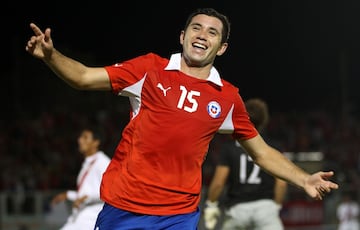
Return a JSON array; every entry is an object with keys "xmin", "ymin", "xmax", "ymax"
[
  {"xmin": 50, "ymin": 127, "xmax": 111, "ymax": 230},
  {"xmin": 203, "ymin": 98, "xmax": 287, "ymax": 230},
  {"xmin": 336, "ymin": 191, "xmax": 360, "ymax": 230}
]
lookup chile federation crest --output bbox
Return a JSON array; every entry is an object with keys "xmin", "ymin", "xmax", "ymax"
[{"xmin": 207, "ymin": 101, "xmax": 221, "ymax": 118}]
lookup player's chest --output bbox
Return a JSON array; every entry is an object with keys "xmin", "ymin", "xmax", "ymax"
[{"xmin": 140, "ymin": 73, "xmax": 233, "ymax": 121}]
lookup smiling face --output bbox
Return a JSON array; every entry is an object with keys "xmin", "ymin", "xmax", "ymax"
[{"xmin": 180, "ymin": 14, "xmax": 228, "ymax": 68}]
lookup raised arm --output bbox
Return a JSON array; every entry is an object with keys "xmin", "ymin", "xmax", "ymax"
[
  {"xmin": 25, "ymin": 23, "xmax": 111, "ymax": 90},
  {"xmin": 238, "ymin": 134, "xmax": 338, "ymax": 201}
]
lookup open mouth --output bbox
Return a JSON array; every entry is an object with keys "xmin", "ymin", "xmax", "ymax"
[{"xmin": 192, "ymin": 42, "xmax": 207, "ymax": 50}]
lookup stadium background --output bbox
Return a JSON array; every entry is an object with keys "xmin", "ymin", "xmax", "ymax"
[{"xmin": 1, "ymin": 0, "xmax": 359, "ymax": 229}]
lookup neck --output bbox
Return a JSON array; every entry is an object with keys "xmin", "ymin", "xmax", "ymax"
[
  {"xmin": 180, "ymin": 58, "xmax": 212, "ymax": 80},
  {"xmin": 84, "ymin": 150, "xmax": 98, "ymax": 158}
]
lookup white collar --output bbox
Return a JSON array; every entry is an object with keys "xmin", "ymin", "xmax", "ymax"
[
  {"xmin": 164, "ymin": 53, "xmax": 223, "ymax": 87},
  {"xmin": 84, "ymin": 151, "xmax": 102, "ymax": 163}
]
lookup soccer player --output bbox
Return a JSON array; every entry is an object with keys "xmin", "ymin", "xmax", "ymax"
[
  {"xmin": 50, "ymin": 127, "xmax": 111, "ymax": 229},
  {"xmin": 336, "ymin": 191, "xmax": 360, "ymax": 230},
  {"xmin": 25, "ymin": 7, "xmax": 338, "ymax": 230},
  {"xmin": 203, "ymin": 98, "xmax": 287, "ymax": 230}
]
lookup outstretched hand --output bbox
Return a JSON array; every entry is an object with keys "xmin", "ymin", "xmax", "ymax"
[
  {"xmin": 25, "ymin": 23, "xmax": 54, "ymax": 59},
  {"xmin": 304, "ymin": 171, "xmax": 338, "ymax": 200},
  {"xmin": 51, "ymin": 192, "xmax": 67, "ymax": 206},
  {"xmin": 73, "ymin": 195, "xmax": 88, "ymax": 209}
]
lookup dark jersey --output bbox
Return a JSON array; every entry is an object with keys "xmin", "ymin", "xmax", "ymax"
[{"xmin": 218, "ymin": 138, "xmax": 275, "ymax": 207}]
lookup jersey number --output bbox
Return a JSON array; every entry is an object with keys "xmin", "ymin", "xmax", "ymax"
[
  {"xmin": 239, "ymin": 154, "xmax": 262, "ymax": 184},
  {"xmin": 177, "ymin": 85, "xmax": 200, "ymax": 113}
]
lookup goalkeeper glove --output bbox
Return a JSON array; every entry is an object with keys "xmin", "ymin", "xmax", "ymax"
[{"xmin": 203, "ymin": 200, "xmax": 221, "ymax": 230}]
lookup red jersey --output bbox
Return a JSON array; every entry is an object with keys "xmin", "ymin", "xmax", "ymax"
[{"xmin": 101, "ymin": 52, "xmax": 258, "ymax": 215}]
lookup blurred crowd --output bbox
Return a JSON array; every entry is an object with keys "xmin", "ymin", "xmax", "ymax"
[{"xmin": 0, "ymin": 105, "xmax": 128, "ymax": 193}]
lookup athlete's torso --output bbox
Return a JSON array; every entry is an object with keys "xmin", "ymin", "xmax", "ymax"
[{"xmin": 100, "ymin": 52, "xmax": 258, "ymax": 215}]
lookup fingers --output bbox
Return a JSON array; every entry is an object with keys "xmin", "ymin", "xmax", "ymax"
[
  {"xmin": 73, "ymin": 195, "xmax": 88, "ymax": 208},
  {"xmin": 308, "ymin": 171, "xmax": 339, "ymax": 200},
  {"xmin": 315, "ymin": 181, "xmax": 338, "ymax": 200},
  {"xmin": 317, "ymin": 171, "xmax": 339, "ymax": 190},
  {"xmin": 327, "ymin": 181, "xmax": 339, "ymax": 190},
  {"xmin": 26, "ymin": 23, "xmax": 53, "ymax": 57},
  {"xmin": 30, "ymin": 23, "xmax": 44, "ymax": 36},
  {"xmin": 26, "ymin": 23, "xmax": 43, "ymax": 52},
  {"xmin": 313, "ymin": 186, "xmax": 325, "ymax": 200},
  {"xmin": 73, "ymin": 200, "xmax": 80, "ymax": 209},
  {"xmin": 316, "ymin": 185, "xmax": 327, "ymax": 198},
  {"xmin": 320, "ymin": 171, "xmax": 339, "ymax": 189},
  {"xmin": 28, "ymin": 23, "xmax": 51, "ymax": 43},
  {"xmin": 26, "ymin": 36, "xmax": 39, "ymax": 48},
  {"xmin": 25, "ymin": 35, "xmax": 43, "ymax": 53},
  {"xmin": 321, "ymin": 171, "xmax": 334, "ymax": 179}
]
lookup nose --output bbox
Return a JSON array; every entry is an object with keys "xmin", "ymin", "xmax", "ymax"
[{"xmin": 196, "ymin": 29, "xmax": 208, "ymax": 41}]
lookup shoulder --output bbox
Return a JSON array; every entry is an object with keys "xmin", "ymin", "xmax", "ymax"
[
  {"xmin": 97, "ymin": 151, "xmax": 111, "ymax": 162},
  {"xmin": 217, "ymin": 78, "xmax": 246, "ymax": 105},
  {"xmin": 220, "ymin": 78, "xmax": 240, "ymax": 95}
]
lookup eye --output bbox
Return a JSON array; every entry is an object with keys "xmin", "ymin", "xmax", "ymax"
[
  {"xmin": 192, "ymin": 25, "xmax": 201, "ymax": 31},
  {"xmin": 208, "ymin": 29, "xmax": 218, "ymax": 37}
]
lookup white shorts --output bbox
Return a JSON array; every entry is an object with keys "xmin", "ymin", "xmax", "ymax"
[
  {"xmin": 60, "ymin": 204, "xmax": 103, "ymax": 230},
  {"xmin": 222, "ymin": 199, "xmax": 283, "ymax": 230}
]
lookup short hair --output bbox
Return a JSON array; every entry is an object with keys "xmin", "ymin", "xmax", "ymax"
[
  {"xmin": 184, "ymin": 8, "xmax": 231, "ymax": 44},
  {"xmin": 82, "ymin": 126, "xmax": 104, "ymax": 146},
  {"xmin": 245, "ymin": 98, "xmax": 269, "ymax": 133}
]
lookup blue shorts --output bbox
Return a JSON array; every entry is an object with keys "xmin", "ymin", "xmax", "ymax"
[{"xmin": 94, "ymin": 203, "xmax": 200, "ymax": 230}]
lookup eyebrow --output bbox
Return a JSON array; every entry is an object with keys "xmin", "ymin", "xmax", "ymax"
[{"xmin": 190, "ymin": 22, "xmax": 220, "ymax": 34}]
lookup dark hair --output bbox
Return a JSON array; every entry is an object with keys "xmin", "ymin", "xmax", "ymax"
[
  {"xmin": 245, "ymin": 98, "xmax": 269, "ymax": 133},
  {"xmin": 184, "ymin": 8, "xmax": 231, "ymax": 44},
  {"xmin": 82, "ymin": 126, "xmax": 104, "ymax": 145}
]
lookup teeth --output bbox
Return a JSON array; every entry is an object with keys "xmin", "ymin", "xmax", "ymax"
[{"xmin": 193, "ymin": 43, "xmax": 206, "ymax": 49}]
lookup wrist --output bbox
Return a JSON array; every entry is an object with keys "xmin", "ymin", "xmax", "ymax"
[{"xmin": 205, "ymin": 200, "xmax": 219, "ymax": 207}]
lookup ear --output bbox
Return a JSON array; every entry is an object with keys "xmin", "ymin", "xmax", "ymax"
[
  {"xmin": 216, "ymin": 42, "xmax": 228, "ymax": 56},
  {"xmin": 179, "ymin": 30, "xmax": 185, "ymax": 45},
  {"xmin": 93, "ymin": 139, "xmax": 100, "ymax": 149}
]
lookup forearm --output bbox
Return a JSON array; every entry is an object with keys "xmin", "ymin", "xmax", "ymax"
[
  {"xmin": 43, "ymin": 49, "xmax": 110, "ymax": 90},
  {"xmin": 206, "ymin": 166, "xmax": 229, "ymax": 202},
  {"xmin": 207, "ymin": 184, "xmax": 224, "ymax": 202},
  {"xmin": 274, "ymin": 178, "xmax": 287, "ymax": 204},
  {"xmin": 256, "ymin": 146, "xmax": 309, "ymax": 189},
  {"xmin": 43, "ymin": 49, "xmax": 88, "ymax": 88},
  {"xmin": 241, "ymin": 135, "xmax": 310, "ymax": 190}
]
